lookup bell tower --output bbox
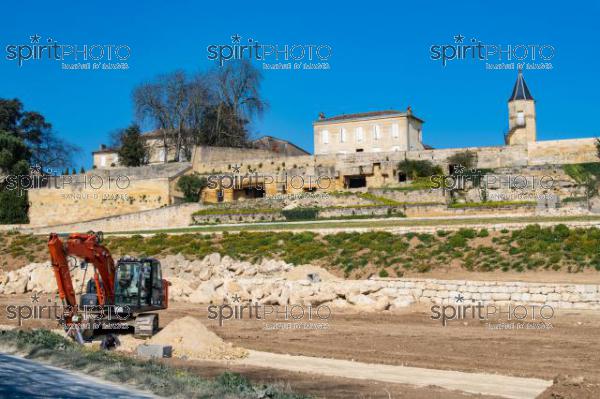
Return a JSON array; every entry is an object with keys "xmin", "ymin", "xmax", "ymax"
[{"xmin": 505, "ymin": 68, "xmax": 536, "ymax": 145}]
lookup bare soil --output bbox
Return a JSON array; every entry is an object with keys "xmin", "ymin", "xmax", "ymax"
[{"xmin": 2, "ymin": 294, "xmax": 598, "ymax": 398}]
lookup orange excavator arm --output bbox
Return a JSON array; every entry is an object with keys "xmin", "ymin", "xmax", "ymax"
[{"xmin": 48, "ymin": 233, "xmax": 117, "ymax": 310}]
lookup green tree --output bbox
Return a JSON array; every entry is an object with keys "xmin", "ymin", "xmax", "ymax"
[
  {"xmin": 176, "ymin": 174, "xmax": 207, "ymax": 202},
  {"xmin": 596, "ymin": 138, "xmax": 600, "ymax": 160},
  {"xmin": 116, "ymin": 124, "xmax": 148, "ymax": 167},
  {"xmin": 397, "ymin": 159, "xmax": 442, "ymax": 179},
  {"xmin": 0, "ymin": 98, "xmax": 77, "ymax": 170},
  {"xmin": 0, "ymin": 98, "xmax": 70, "ymax": 224},
  {"xmin": 448, "ymin": 151, "xmax": 477, "ymax": 173},
  {"xmin": 0, "ymin": 132, "xmax": 30, "ymax": 223}
]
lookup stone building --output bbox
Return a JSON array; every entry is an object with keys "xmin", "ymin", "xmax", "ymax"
[
  {"xmin": 92, "ymin": 130, "xmax": 183, "ymax": 169},
  {"xmin": 313, "ymin": 109, "xmax": 425, "ymax": 155},
  {"xmin": 505, "ymin": 68, "xmax": 537, "ymax": 145},
  {"xmin": 92, "ymin": 144, "xmax": 120, "ymax": 168}
]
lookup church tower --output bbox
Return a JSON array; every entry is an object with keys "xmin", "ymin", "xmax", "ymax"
[{"xmin": 505, "ymin": 68, "xmax": 536, "ymax": 145}]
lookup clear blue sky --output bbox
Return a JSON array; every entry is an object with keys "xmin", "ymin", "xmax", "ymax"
[{"xmin": 1, "ymin": 0, "xmax": 598, "ymax": 169}]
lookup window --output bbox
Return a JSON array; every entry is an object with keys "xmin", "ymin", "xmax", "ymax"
[
  {"xmin": 340, "ymin": 128, "xmax": 347, "ymax": 143},
  {"xmin": 392, "ymin": 146, "xmax": 400, "ymax": 152},
  {"xmin": 516, "ymin": 111, "xmax": 525, "ymax": 126},
  {"xmin": 355, "ymin": 127, "xmax": 364, "ymax": 142},
  {"xmin": 356, "ymin": 148, "xmax": 364, "ymax": 152},
  {"xmin": 392, "ymin": 123, "xmax": 399, "ymax": 138},
  {"xmin": 373, "ymin": 125, "xmax": 381, "ymax": 140},
  {"xmin": 322, "ymin": 130, "xmax": 330, "ymax": 144},
  {"xmin": 100, "ymin": 156, "xmax": 106, "ymax": 167},
  {"xmin": 158, "ymin": 148, "xmax": 166, "ymax": 162}
]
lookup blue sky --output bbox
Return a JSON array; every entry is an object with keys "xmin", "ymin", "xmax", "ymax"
[{"xmin": 1, "ymin": 0, "xmax": 599, "ymax": 169}]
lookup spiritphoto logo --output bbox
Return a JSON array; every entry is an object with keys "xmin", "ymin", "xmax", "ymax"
[
  {"xmin": 207, "ymin": 33, "xmax": 332, "ymax": 70},
  {"xmin": 2, "ymin": 291, "xmax": 133, "ymax": 328},
  {"xmin": 207, "ymin": 294, "xmax": 331, "ymax": 329},
  {"xmin": 429, "ymin": 168, "xmax": 555, "ymax": 191},
  {"xmin": 1, "ymin": 165, "xmax": 131, "ymax": 197},
  {"xmin": 206, "ymin": 164, "xmax": 333, "ymax": 191},
  {"xmin": 430, "ymin": 293, "xmax": 554, "ymax": 329},
  {"xmin": 4, "ymin": 34, "xmax": 131, "ymax": 70},
  {"xmin": 430, "ymin": 34, "xmax": 555, "ymax": 70}
]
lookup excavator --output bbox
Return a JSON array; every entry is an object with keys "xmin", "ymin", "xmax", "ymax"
[{"xmin": 47, "ymin": 231, "xmax": 169, "ymax": 343}]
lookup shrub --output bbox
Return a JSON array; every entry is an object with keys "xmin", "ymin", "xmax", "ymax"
[
  {"xmin": 397, "ymin": 159, "xmax": 442, "ymax": 179},
  {"xmin": 0, "ymin": 189, "xmax": 29, "ymax": 224},
  {"xmin": 448, "ymin": 151, "xmax": 477, "ymax": 172},
  {"xmin": 281, "ymin": 207, "xmax": 319, "ymax": 221},
  {"xmin": 177, "ymin": 174, "xmax": 208, "ymax": 202},
  {"xmin": 554, "ymin": 224, "xmax": 570, "ymax": 239},
  {"xmin": 378, "ymin": 269, "xmax": 389, "ymax": 277},
  {"xmin": 448, "ymin": 234, "xmax": 467, "ymax": 248},
  {"xmin": 457, "ymin": 228, "xmax": 476, "ymax": 239}
]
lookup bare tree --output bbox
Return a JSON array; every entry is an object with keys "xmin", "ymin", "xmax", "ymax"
[
  {"xmin": 213, "ymin": 60, "xmax": 266, "ymax": 129},
  {"xmin": 132, "ymin": 61, "xmax": 266, "ymax": 160},
  {"xmin": 198, "ymin": 61, "xmax": 267, "ymax": 147},
  {"xmin": 132, "ymin": 71, "xmax": 211, "ymax": 162}
]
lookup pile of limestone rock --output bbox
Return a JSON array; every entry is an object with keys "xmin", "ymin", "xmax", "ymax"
[
  {"xmin": 0, "ymin": 262, "xmax": 91, "ymax": 295},
  {"xmin": 161, "ymin": 253, "xmax": 414, "ymax": 310}
]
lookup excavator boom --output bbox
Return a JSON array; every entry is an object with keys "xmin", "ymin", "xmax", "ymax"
[{"xmin": 48, "ymin": 233, "xmax": 116, "ymax": 309}]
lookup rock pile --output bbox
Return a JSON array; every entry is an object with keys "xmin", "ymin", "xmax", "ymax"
[{"xmin": 0, "ymin": 262, "xmax": 90, "ymax": 295}]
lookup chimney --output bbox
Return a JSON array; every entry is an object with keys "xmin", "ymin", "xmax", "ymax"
[
  {"xmin": 100, "ymin": 144, "xmax": 107, "ymax": 150},
  {"xmin": 406, "ymin": 105, "xmax": 412, "ymax": 116},
  {"xmin": 318, "ymin": 112, "xmax": 326, "ymax": 120}
]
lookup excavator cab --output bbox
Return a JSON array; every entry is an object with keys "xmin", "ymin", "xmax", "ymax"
[{"xmin": 114, "ymin": 257, "xmax": 167, "ymax": 310}]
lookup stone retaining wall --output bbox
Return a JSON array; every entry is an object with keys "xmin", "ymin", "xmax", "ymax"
[
  {"xmin": 25, "ymin": 202, "xmax": 204, "ymax": 234},
  {"xmin": 372, "ymin": 278, "xmax": 600, "ymax": 309},
  {"xmin": 192, "ymin": 211, "xmax": 285, "ymax": 225}
]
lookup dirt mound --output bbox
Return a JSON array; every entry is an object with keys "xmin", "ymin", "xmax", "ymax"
[
  {"xmin": 537, "ymin": 375, "xmax": 600, "ymax": 399},
  {"xmin": 148, "ymin": 316, "xmax": 247, "ymax": 360},
  {"xmin": 284, "ymin": 265, "xmax": 340, "ymax": 281}
]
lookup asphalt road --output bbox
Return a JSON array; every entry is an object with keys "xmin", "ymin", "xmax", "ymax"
[{"xmin": 0, "ymin": 353, "xmax": 157, "ymax": 399}]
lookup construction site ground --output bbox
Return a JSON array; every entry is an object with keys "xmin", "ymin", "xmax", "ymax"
[{"xmin": 2, "ymin": 294, "xmax": 599, "ymax": 399}]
